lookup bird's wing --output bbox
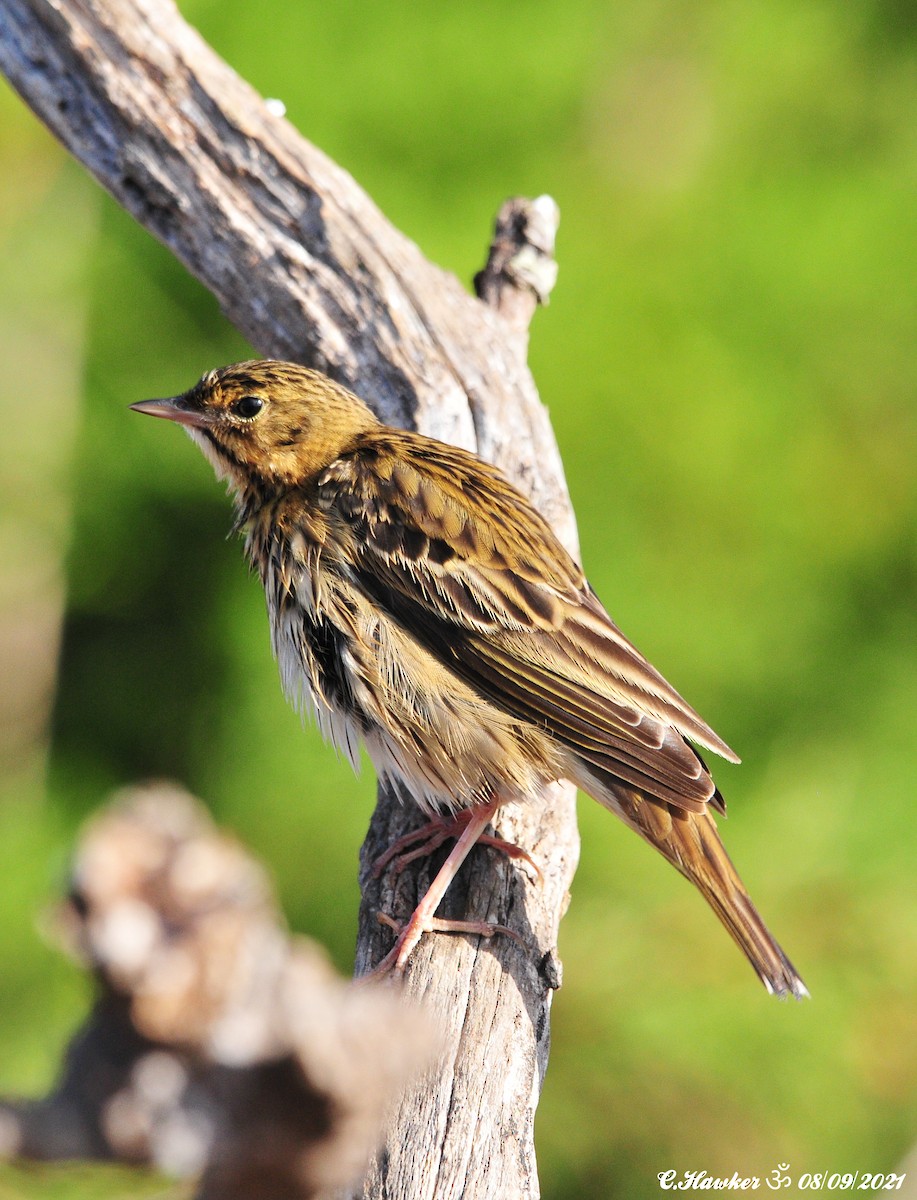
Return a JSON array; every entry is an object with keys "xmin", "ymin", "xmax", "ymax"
[{"xmin": 317, "ymin": 433, "xmax": 738, "ymax": 812}]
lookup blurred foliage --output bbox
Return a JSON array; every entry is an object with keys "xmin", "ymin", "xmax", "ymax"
[
  {"xmin": 0, "ymin": 1165, "xmax": 179, "ymax": 1200},
  {"xmin": 1, "ymin": 0, "xmax": 916, "ymax": 1197}
]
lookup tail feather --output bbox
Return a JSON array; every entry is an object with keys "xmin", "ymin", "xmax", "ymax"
[{"xmin": 574, "ymin": 766, "xmax": 808, "ymax": 999}]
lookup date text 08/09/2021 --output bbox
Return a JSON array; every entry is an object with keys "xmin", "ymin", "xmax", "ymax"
[{"xmin": 657, "ymin": 1168, "xmax": 907, "ymax": 1191}]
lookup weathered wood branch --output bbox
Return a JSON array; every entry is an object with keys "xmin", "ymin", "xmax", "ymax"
[{"xmin": 0, "ymin": 2, "xmax": 581, "ymax": 1196}]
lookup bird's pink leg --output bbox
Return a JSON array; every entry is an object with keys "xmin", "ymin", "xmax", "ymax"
[
  {"xmin": 365, "ymin": 798, "xmax": 522, "ymax": 978},
  {"xmin": 371, "ymin": 807, "xmax": 541, "ymax": 880}
]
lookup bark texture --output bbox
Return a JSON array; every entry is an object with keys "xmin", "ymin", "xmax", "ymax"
[{"xmin": 0, "ymin": 2, "xmax": 581, "ymax": 1196}]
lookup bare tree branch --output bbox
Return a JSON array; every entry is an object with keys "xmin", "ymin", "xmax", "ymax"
[{"xmin": 0, "ymin": 2, "xmax": 581, "ymax": 1196}]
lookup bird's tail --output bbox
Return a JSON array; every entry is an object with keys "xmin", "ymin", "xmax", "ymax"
[{"xmin": 573, "ymin": 767, "xmax": 808, "ymax": 999}]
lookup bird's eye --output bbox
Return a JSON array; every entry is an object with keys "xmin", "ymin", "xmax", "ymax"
[{"xmin": 233, "ymin": 395, "xmax": 264, "ymax": 420}]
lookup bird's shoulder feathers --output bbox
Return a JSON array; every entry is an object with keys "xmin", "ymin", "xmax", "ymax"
[{"xmin": 313, "ymin": 430, "xmax": 738, "ymax": 811}]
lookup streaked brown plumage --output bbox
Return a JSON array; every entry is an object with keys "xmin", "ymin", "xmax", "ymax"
[{"xmin": 132, "ymin": 360, "xmax": 807, "ymax": 997}]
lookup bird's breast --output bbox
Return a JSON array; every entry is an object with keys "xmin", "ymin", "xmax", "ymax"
[{"xmin": 244, "ymin": 507, "xmax": 564, "ymax": 813}]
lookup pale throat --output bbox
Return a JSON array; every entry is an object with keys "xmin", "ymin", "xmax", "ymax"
[
  {"xmin": 185, "ymin": 426, "xmax": 232, "ymax": 480},
  {"xmin": 185, "ymin": 426, "xmax": 257, "ymax": 507}
]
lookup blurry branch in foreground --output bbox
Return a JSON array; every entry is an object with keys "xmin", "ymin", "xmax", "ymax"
[
  {"xmin": 0, "ymin": 784, "xmax": 435, "ymax": 1199},
  {"xmin": 0, "ymin": 1, "xmax": 579, "ymax": 1195}
]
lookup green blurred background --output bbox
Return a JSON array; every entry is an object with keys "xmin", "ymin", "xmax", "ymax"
[{"xmin": 1, "ymin": 1, "xmax": 916, "ymax": 1196}]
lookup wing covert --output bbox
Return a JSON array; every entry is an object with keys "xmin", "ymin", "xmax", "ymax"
[{"xmin": 316, "ymin": 433, "xmax": 738, "ymax": 811}]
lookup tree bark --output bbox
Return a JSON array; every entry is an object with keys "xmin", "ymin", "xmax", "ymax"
[{"xmin": 0, "ymin": 2, "xmax": 581, "ymax": 1196}]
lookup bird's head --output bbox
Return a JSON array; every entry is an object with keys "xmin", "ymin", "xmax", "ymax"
[{"xmin": 131, "ymin": 360, "xmax": 378, "ymax": 496}]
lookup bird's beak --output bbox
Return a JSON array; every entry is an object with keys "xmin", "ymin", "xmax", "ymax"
[{"xmin": 130, "ymin": 395, "xmax": 212, "ymax": 428}]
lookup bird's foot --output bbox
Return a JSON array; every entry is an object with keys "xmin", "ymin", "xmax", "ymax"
[
  {"xmin": 370, "ymin": 809, "xmax": 542, "ymax": 882},
  {"xmin": 363, "ymin": 911, "xmax": 522, "ymax": 980},
  {"xmin": 358, "ymin": 798, "xmax": 528, "ymax": 980}
]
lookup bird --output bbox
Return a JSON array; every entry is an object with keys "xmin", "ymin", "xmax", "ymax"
[{"xmin": 132, "ymin": 359, "xmax": 807, "ymax": 997}]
